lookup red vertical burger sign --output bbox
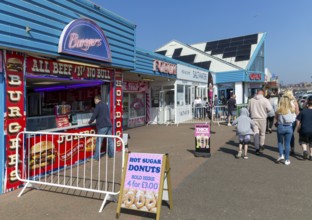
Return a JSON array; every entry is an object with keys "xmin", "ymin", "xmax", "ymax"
[{"xmin": 4, "ymin": 53, "xmax": 26, "ymax": 191}]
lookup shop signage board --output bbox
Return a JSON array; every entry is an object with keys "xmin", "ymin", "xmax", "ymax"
[
  {"xmin": 249, "ymin": 73, "xmax": 262, "ymax": 80},
  {"xmin": 194, "ymin": 124, "xmax": 211, "ymax": 157},
  {"xmin": 153, "ymin": 60, "xmax": 177, "ymax": 75},
  {"xmin": 123, "ymin": 81, "xmax": 149, "ymax": 93},
  {"xmin": 177, "ymin": 64, "xmax": 208, "ymax": 83},
  {"xmin": 58, "ymin": 19, "xmax": 112, "ymax": 62},
  {"xmin": 27, "ymin": 56, "xmax": 113, "ymax": 81},
  {"xmin": 26, "ymin": 126, "xmax": 98, "ymax": 177},
  {"xmin": 116, "ymin": 153, "xmax": 172, "ymax": 220},
  {"xmin": 4, "ymin": 53, "xmax": 26, "ymax": 192}
]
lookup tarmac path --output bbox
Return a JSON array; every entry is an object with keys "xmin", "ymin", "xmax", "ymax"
[
  {"xmin": 161, "ymin": 129, "xmax": 312, "ymax": 220},
  {"xmin": 1, "ymin": 124, "xmax": 311, "ymax": 220}
]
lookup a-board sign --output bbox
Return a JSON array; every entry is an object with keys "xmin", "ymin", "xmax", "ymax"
[
  {"xmin": 116, "ymin": 153, "xmax": 172, "ymax": 220},
  {"xmin": 194, "ymin": 124, "xmax": 211, "ymax": 157}
]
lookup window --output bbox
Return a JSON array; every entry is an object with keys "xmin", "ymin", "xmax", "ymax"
[
  {"xmin": 249, "ymin": 44, "xmax": 264, "ymax": 72},
  {"xmin": 185, "ymin": 85, "xmax": 191, "ymax": 105},
  {"xmin": 129, "ymin": 93, "xmax": 145, "ymax": 118},
  {"xmin": 151, "ymin": 86, "xmax": 161, "ymax": 107},
  {"xmin": 177, "ymin": 85, "xmax": 184, "ymax": 106}
]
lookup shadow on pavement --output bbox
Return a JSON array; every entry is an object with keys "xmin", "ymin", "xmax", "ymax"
[
  {"xmin": 187, "ymin": 149, "xmax": 196, "ymax": 156},
  {"xmin": 218, "ymin": 147, "xmax": 237, "ymax": 158}
]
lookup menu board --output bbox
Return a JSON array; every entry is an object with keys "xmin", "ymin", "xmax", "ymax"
[{"xmin": 55, "ymin": 115, "xmax": 70, "ymax": 128}]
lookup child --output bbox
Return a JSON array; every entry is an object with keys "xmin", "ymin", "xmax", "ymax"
[
  {"xmin": 296, "ymin": 96, "xmax": 312, "ymax": 160},
  {"xmin": 232, "ymin": 108, "xmax": 255, "ymax": 159}
]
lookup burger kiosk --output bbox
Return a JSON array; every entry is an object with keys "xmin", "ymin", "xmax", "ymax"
[{"xmin": 0, "ymin": 0, "xmax": 136, "ymax": 194}]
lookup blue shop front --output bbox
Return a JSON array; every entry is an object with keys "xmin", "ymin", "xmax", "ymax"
[
  {"xmin": 216, "ymin": 70, "xmax": 264, "ymax": 105},
  {"xmin": 0, "ymin": 0, "xmax": 135, "ymax": 193}
]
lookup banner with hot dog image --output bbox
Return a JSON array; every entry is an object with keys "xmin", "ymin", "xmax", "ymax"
[{"xmin": 25, "ymin": 126, "xmax": 105, "ymax": 177}]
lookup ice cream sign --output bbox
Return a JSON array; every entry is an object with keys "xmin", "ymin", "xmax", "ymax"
[{"xmin": 58, "ymin": 19, "xmax": 111, "ymax": 62}]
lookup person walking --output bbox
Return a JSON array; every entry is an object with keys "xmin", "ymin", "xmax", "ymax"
[
  {"xmin": 266, "ymin": 93, "xmax": 277, "ymax": 134},
  {"xmin": 248, "ymin": 89, "xmax": 272, "ymax": 154},
  {"xmin": 194, "ymin": 96, "xmax": 203, "ymax": 119},
  {"xmin": 88, "ymin": 95, "xmax": 114, "ymax": 160},
  {"xmin": 232, "ymin": 108, "xmax": 255, "ymax": 159},
  {"xmin": 227, "ymin": 94, "xmax": 237, "ymax": 126},
  {"xmin": 296, "ymin": 96, "xmax": 312, "ymax": 160},
  {"xmin": 283, "ymin": 90, "xmax": 300, "ymax": 155},
  {"xmin": 213, "ymin": 95, "xmax": 219, "ymax": 118},
  {"xmin": 203, "ymin": 97, "xmax": 209, "ymax": 119},
  {"xmin": 275, "ymin": 96, "xmax": 296, "ymax": 165}
]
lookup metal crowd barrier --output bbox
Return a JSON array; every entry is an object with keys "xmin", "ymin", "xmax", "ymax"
[
  {"xmin": 175, "ymin": 106, "xmax": 211, "ymax": 125},
  {"xmin": 236, "ymin": 104, "xmax": 249, "ymax": 115},
  {"xmin": 211, "ymin": 105, "xmax": 228, "ymax": 126},
  {"xmin": 211, "ymin": 104, "xmax": 249, "ymax": 126},
  {"xmin": 15, "ymin": 131, "xmax": 125, "ymax": 213}
]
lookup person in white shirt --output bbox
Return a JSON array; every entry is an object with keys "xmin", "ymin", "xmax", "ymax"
[{"xmin": 194, "ymin": 97, "xmax": 203, "ymax": 118}]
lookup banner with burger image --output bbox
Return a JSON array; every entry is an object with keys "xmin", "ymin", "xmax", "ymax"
[{"xmin": 26, "ymin": 126, "xmax": 100, "ymax": 177}]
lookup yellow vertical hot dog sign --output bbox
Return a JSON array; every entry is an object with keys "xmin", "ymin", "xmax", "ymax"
[{"xmin": 116, "ymin": 152, "xmax": 172, "ymax": 220}]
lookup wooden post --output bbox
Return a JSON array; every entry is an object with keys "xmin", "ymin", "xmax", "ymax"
[{"xmin": 116, "ymin": 152, "xmax": 128, "ymax": 218}]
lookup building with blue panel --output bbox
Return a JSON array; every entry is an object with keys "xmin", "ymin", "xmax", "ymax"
[
  {"xmin": 156, "ymin": 33, "xmax": 267, "ymax": 104},
  {"xmin": 0, "ymin": 0, "xmax": 216, "ymax": 194},
  {"xmin": 0, "ymin": 0, "xmax": 137, "ymax": 193},
  {"xmin": 123, "ymin": 48, "xmax": 211, "ymax": 126}
]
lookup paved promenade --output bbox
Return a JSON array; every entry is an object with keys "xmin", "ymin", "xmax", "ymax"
[{"xmin": 1, "ymin": 123, "xmax": 311, "ymax": 220}]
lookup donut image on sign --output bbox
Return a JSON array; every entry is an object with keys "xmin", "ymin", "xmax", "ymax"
[{"xmin": 121, "ymin": 189, "xmax": 158, "ymax": 213}]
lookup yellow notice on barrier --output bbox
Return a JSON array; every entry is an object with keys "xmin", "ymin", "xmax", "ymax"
[{"xmin": 116, "ymin": 152, "xmax": 172, "ymax": 220}]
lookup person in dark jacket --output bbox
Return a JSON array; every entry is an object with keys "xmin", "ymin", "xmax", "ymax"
[
  {"xmin": 297, "ymin": 96, "xmax": 312, "ymax": 160},
  {"xmin": 227, "ymin": 94, "xmax": 237, "ymax": 126},
  {"xmin": 89, "ymin": 95, "xmax": 114, "ymax": 160}
]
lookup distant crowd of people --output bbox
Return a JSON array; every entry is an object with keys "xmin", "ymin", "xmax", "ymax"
[
  {"xmin": 231, "ymin": 89, "xmax": 312, "ymax": 165},
  {"xmin": 193, "ymin": 96, "xmax": 211, "ymax": 119}
]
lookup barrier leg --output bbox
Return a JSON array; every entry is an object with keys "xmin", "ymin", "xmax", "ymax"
[
  {"xmin": 99, "ymin": 194, "xmax": 108, "ymax": 213},
  {"xmin": 17, "ymin": 182, "xmax": 39, "ymax": 197}
]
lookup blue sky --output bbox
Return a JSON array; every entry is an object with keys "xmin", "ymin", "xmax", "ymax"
[{"xmin": 92, "ymin": 0, "xmax": 312, "ymax": 84}]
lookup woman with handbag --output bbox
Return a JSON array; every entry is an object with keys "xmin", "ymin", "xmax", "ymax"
[{"xmin": 275, "ymin": 96, "xmax": 296, "ymax": 165}]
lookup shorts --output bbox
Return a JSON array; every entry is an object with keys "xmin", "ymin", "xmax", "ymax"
[
  {"xmin": 239, "ymin": 135, "xmax": 250, "ymax": 144},
  {"xmin": 228, "ymin": 110, "xmax": 236, "ymax": 116},
  {"xmin": 299, "ymin": 134, "xmax": 312, "ymax": 147}
]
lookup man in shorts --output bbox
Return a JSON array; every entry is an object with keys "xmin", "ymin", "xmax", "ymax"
[{"xmin": 297, "ymin": 96, "xmax": 312, "ymax": 160}]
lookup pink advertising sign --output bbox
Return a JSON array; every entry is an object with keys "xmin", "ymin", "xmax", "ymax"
[
  {"xmin": 195, "ymin": 124, "xmax": 210, "ymax": 149},
  {"xmin": 121, "ymin": 153, "xmax": 164, "ymax": 213}
]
